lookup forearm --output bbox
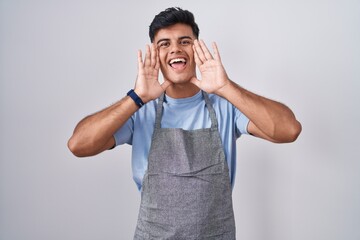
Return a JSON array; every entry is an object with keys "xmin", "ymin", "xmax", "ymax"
[
  {"xmin": 217, "ymin": 80, "xmax": 302, "ymax": 142},
  {"xmin": 68, "ymin": 96, "xmax": 139, "ymax": 157},
  {"xmin": 68, "ymin": 44, "xmax": 170, "ymax": 157}
]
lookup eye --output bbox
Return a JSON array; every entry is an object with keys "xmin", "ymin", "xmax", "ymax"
[
  {"xmin": 158, "ymin": 41, "xmax": 170, "ymax": 48},
  {"xmin": 180, "ymin": 39, "xmax": 192, "ymax": 45}
]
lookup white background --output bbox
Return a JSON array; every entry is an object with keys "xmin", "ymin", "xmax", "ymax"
[{"xmin": 1, "ymin": 0, "xmax": 359, "ymax": 239}]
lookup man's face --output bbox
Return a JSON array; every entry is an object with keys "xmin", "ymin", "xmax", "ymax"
[{"xmin": 154, "ymin": 23, "xmax": 196, "ymax": 84}]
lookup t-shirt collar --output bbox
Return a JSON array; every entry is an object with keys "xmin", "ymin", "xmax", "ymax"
[{"xmin": 164, "ymin": 90, "xmax": 203, "ymax": 105}]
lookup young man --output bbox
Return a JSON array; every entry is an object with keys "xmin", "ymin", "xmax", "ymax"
[{"xmin": 68, "ymin": 7, "xmax": 301, "ymax": 239}]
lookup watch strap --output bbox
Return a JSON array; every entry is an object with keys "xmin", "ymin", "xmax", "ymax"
[{"xmin": 127, "ymin": 89, "xmax": 144, "ymax": 108}]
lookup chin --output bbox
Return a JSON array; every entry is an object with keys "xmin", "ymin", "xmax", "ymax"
[
  {"xmin": 165, "ymin": 73, "xmax": 194, "ymax": 84},
  {"xmin": 169, "ymin": 78, "xmax": 191, "ymax": 84}
]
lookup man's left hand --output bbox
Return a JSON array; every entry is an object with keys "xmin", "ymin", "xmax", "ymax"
[{"xmin": 191, "ymin": 39, "xmax": 230, "ymax": 95}]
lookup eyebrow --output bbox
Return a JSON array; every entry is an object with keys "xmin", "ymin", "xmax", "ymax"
[{"xmin": 156, "ymin": 36, "xmax": 193, "ymax": 45}]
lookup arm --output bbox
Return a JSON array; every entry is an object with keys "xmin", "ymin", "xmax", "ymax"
[
  {"xmin": 68, "ymin": 44, "xmax": 171, "ymax": 157},
  {"xmin": 217, "ymin": 81, "xmax": 302, "ymax": 143},
  {"xmin": 191, "ymin": 40, "xmax": 302, "ymax": 143},
  {"xmin": 67, "ymin": 97, "xmax": 138, "ymax": 157}
]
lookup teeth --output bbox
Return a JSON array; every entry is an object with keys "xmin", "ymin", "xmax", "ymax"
[{"xmin": 169, "ymin": 58, "xmax": 186, "ymax": 64}]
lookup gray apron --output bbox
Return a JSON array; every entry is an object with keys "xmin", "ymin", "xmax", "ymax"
[{"xmin": 134, "ymin": 91, "xmax": 236, "ymax": 240}]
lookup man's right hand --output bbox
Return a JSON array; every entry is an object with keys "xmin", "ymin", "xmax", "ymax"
[{"xmin": 134, "ymin": 44, "xmax": 172, "ymax": 103}]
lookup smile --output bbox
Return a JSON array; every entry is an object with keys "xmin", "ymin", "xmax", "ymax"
[{"xmin": 169, "ymin": 58, "xmax": 187, "ymax": 70}]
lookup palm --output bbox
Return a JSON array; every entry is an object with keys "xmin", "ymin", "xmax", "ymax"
[
  {"xmin": 196, "ymin": 58, "xmax": 228, "ymax": 93},
  {"xmin": 191, "ymin": 40, "xmax": 230, "ymax": 94},
  {"xmin": 135, "ymin": 44, "xmax": 171, "ymax": 102},
  {"xmin": 137, "ymin": 59, "xmax": 162, "ymax": 95}
]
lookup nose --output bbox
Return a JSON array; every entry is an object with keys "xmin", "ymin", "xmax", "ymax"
[{"xmin": 170, "ymin": 43, "xmax": 182, "ymax": 54}]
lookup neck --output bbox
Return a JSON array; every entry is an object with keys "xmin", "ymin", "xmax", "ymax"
[{"xmin": 165, "ymin": 82, "xmax": 200, "ymax": 99}]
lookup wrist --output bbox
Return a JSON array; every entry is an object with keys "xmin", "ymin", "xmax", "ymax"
[
  {"xmin": 127, "ymin": 89, "xmax": 144, "ymax": 108},
  {"xmin": 215, "ymin": 79, "xmax": 233, "ymax": 98}
]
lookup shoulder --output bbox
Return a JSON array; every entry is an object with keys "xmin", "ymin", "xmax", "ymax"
[
  {"xmin": 208, "ymin": 93, "xmax": 248, "ymax": 123},
  {"xmin": 134, "ymin": 99, "xmax": 158, "ymax": 119},
  {"xmin": 208, "ymin": 93, "xmax": 235, "ymax": 112},
  {"xmin": 131, "ymin": 99, "xmax": 157, "ymax": 137}
]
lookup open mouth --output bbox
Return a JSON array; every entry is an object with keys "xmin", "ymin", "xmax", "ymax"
[{"xmin": 169, "ymin": 58, "xmax": 187, "ymax": 70}]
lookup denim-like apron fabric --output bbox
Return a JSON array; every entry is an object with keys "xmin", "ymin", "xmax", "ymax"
[{"xmin": 134, "ymin": 92, "xmax": 236, "ymax": 240}]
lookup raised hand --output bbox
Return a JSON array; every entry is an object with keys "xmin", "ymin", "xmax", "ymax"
[
  {"xmin": 190, "ymin": 40, "xmax": 230, "ymax": 94},
  {"xmin": 134, "ymin": 44, "xmax": 172, "ymax": 103}
]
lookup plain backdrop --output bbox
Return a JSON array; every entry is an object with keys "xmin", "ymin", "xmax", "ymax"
[{"xmin": 1, "ymin": 0, "xmax": 359, "ymax": 239}]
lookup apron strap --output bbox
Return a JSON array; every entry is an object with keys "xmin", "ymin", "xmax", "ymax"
[
  {"xmin": 202, "ymin": 91, "xmax": 218, "ymax": 130},
  {"xmin": 154, "ymin": 91, "xmax": 219, "ymax": 130},
  {"xmin": 154, "ymin": 93, "xmax": 165, "ymax": 129}
]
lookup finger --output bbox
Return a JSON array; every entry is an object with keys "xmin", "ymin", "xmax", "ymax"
[
  {"xmin": 161, "ymin": 80, "xmax": 172, "ymax": 91},
  {"xmin": 137, "ymin": 50, "xmax": 143, "ymax": 68},
  {"xmin": 153, "ymin": 44, "xmax": 160, "ymax": 70},
  {"xmin": 193, "ymin": 39, "xmax": 206, "ymax": 63},
  {"xmin": 150, "ymin": 43, "xmax": 157, "ymax": 68},
  {"xmin": 212, "ymin": 42, "xmax": 222, "ymax": 62},
  {"xmin": 199, "ymin": 39, "xmax": 214, "ymax": 61},
  {"xmin": 193, "ymin": 44, "xmax": 203, "ymax": 66},
  {"xmin": 144, "ymin": 44, "xmax": 151, "ymax": 66},
  {"xmin": 190, "ymin": 76, "xmax": 201, "ymax": 88}
]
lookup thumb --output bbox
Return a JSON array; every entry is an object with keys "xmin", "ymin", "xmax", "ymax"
[
  {"xmin": 161, "ymin": 80, "xmax": 172, "ymax": 91},
  {"xmin": 190, "ymin": 77, "xmax": 201, "ymax": 88}
]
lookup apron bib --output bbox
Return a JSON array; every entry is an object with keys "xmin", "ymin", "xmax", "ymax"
[{"xmin": 134, "ymin": 92, "xmax": 236, "ymax": 240}]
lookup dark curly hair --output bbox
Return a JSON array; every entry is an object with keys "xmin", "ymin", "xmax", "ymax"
[{"xmin": 149, "ymin": 7, "xmax": 200, "ymax": 42}]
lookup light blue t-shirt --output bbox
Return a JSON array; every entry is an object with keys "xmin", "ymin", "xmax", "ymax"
[{"xmin": 114, "ymin": 91, "xmax": 249, "ymax": 191}]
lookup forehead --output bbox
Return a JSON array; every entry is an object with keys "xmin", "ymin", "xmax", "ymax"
[{"xmin": 154, "ymin": 23, "xmax": 195, "ymax": 42}]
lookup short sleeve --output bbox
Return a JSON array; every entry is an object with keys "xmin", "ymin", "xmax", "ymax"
[
  {"xmin": 113, "ymin": 117, "xmax": 134, "ymax": 146},
  {"xmin": 234, "ymin": 107, "xmax": 250, "ymax": 137}
]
